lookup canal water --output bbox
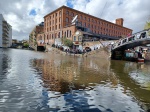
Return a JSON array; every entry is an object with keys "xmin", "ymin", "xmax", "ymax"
[{"xmin": 0, "ymin": 48, "xmax": 150, "ymax": 112}]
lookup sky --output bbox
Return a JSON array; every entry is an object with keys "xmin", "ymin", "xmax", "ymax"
[{"xmin": 0, "ymin": 0, "xmax": 150, "ymax": 40}]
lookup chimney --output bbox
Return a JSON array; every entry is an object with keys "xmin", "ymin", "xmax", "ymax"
[{"xmin": 116, "ymin": 18, "xmax": 124, "ymax": 26}]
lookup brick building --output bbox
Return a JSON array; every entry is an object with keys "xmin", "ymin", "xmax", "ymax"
[
  {"xmin": 29, "ymin": 22, "xmax": 44, "ymax": 50},
  {"xmin": 44, "ymin": 5, "xmax": 132, "ymax": 45}
]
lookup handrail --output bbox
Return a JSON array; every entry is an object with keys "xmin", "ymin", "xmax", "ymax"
[{"xmin": 111, "ymin": 29, "xmax": 150, "ymax": 50}]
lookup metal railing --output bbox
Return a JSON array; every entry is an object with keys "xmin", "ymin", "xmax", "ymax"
[{"xmin": 111, "ymin": 29, "xmax": 150, "ymax": 50}]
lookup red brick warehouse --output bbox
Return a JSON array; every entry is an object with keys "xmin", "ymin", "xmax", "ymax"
[{"xmin": 44, "ymin": 5, "xmax": 132, "ymax": 44}]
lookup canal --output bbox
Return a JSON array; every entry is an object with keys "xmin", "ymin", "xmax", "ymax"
[{"xmin": 0, "ymin": 48, "xmax": 150, "ymax": 112}]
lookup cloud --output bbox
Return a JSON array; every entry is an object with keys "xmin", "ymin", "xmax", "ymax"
[
  {"xmin": 0, "ymin": 0, "xmax": 66, "ymax": 40},
  {"xmin": 0, "ymin": 0, "xmax": 149, "ymax": 40},
  {"xmin": 71, "ymin": 0, "xmax": 150, "ymax": 33}
]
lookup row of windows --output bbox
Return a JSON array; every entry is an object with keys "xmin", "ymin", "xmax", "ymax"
[
  {"xmin": 45, "ymin": 10, "xmax": 62, "ymax": 21},
  {"xmin": 45, "ymin": 18, "xmax": 61, "ymax": 27},
  {"xmin": 46, "ymin": 24, "xmax": 61, "ymax": 32},
  {"xmin": 90, "ymin": 29, "xmax": 128, "ymax": 37},
  {"xmin": 64, "ymin": 21, "xmax": 130, "ymax": 34},
  {"xmin": 45, "ymin": 30, "xmax": 72, "ymax": 39},
  {"xmin": 65, "ymin": 17, "xmax": 129, "ymax": 33}
]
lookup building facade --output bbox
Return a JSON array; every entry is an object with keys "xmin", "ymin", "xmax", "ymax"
[
  {"xmin": 44, "ymin": 6, "xmax": 132, "ymax": 45},
  {"xmin": 29, "ymin": 22, "xmax": 44, "ymax": 50},
  {"xmin": 0, "ymin": 14, "xmax": 12, "ymax": 48}
]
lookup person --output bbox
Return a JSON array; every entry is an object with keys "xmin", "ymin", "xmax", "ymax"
[{"xmin": 138, "ymin": 51, "xmax": 142, "ymax": 58}]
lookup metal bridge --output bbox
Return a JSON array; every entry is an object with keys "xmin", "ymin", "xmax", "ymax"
[{"xmin": 111, "ymin": 29, "xmax": 150, "ymax": 59}]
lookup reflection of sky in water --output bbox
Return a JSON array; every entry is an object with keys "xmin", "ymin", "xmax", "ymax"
[
  {"xmin": 126, "ymin": 62, "xmax": 150, "ymax": 90},
  {"xmin": 129, "ymin": 71, "xmax": 150, "ymax": 89},
  {"xmin": 39, "ymin": 84, "xmax": 143, "ymax": 112}
]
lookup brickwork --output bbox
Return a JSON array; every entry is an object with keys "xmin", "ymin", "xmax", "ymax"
[{"xmin": 44, "ymin": 6, "xmax": 132, "ymax": 44}]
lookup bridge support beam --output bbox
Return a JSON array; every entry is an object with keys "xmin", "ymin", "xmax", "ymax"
[{"xmin": 111, "ymin": 50, "xmax": 124, "ymax": 60}]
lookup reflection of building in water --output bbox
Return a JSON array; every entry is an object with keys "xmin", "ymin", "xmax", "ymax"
[
  {"xmin": 31, "ymin": 55, "xmax": 118, "ymax": 92},
  {"xmin": 31, "ymin": 59, "xmax": 76, "ymax": 92},
  {"xmin": 0, "ymin": 51, "xmax": 10, "ymax": 81}
]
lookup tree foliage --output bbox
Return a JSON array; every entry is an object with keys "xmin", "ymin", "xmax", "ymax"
[
  {"xmin": 144, "ymin": 21, "xmax": 150, "ymax": 30},
  {"xmin": 62, "ymin": 37, "xmax": 73, "ymax": 47},
  {"xmin": 23, "ymin": 43, "xmax": 29, "ymax": 48}
]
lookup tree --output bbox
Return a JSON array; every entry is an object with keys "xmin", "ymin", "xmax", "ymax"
[
  {"xmin": 144, "ymin": 16, "xmax": 150, "ymax": 30},
  {"xmin": 23, "ymin": 43, "xmax": 29, "ymax": 48},
  {"xmin": 144, "ymin": 21, "xmax": 150, "ymax": 30},
  {"xmin": 63, "ymin": 37, "xmax": 73, "ymax": 48}
]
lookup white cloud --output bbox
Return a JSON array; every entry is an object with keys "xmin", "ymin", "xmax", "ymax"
[
  {"xmin": 72, "ymin": 0, "xmax": 150, "ymax": 33},
  {"xmin": 0, "ymin": 0, "xmax": 149, "ymax": 40},
  {"xmin": 0, "ymin": 0, "xmax": 67, "ymax": 40}
]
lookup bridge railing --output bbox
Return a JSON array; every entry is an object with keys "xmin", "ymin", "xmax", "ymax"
[{"xmin": 111, "ymin": 29, "xmax": 150, "ymax": 50}]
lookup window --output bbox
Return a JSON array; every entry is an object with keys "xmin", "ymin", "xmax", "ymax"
[
  {"xmin": 59, "ymin": 24, "xmax": 60, "ymax": 29},
  {"xmin": 56, "ymin": 13, "xmax": 57, "ymax": 17},
  {"xmin": 55, "ymin": 25, "xmax": 57, "ymax": 30},
  {"xmin": 66, "ymin": 17, "xmax": 69, "ymax": 22},
  {"xmin": 71, "ymin": 12, "xmax": 74, "ymax": 16},
  {"xmin": 67, "ymin": 30, "xmax": 68, "ymax": 37},
  {"xmin": 58, "ymin": 32, "xmax": 60, "ymax": 38},
  {"xmin": 70, "ymin": 30, "xmax": 71, "ymax": 37},
  {"xmin": 66, "ymin": 10, "xmax": 69, "ymax": 15},
  {"xmin": 74, "ymin": 36, "xmax": 76, "ymax": 41},
  {"xmin": 52, "ymin": 34, "xmax": 53, "ymax": 39},
  {"xmin": 59, "ymin": 10, "xmax": 61, "ymax": 16},
  {"xmin": 78, "ymin": 36, "xmax": 82, "ymax": 41}
]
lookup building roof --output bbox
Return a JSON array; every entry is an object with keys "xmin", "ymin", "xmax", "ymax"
[{"xmin": 44, "ymin": 5, "xmax": 132, "ymax": 31}]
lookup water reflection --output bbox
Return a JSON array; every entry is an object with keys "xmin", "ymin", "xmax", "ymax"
[
  {"xmin": 111, "ymin": 60, "xmax": 150, "ymax": 110},
  {"xmin": 0, "ymin": 49, "xmax": 150, "ymax": 111},
  {"xmin": 30, "ymin": 55, "xmax": 145, "ymax": 111}
]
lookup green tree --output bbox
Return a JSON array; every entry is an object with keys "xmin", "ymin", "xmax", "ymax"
[
  {"xmin": 23, "ymin": 43, "xmax": 29, "ymax": 48},
  {"xmin": 144, "ymin": 21, "xmax": 150, "ymax": 30},
  {"xmin": 63, "ymin": 37, "xmax": 73, "ymax": 48}
]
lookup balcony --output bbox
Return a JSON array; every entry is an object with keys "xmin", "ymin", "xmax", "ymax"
[
  {"xmin": 2, "ymin": 33, "xmax": 9, "ymax": 38},
  {"xmin": 3, "ymin": 41, "xmax": 9, "ymax": 44},
  {"xmin": 3, "ymin": 21, "xmax": 9, "ymax": 30},
  {"xmin": 3, "ymin": 28, "xmax": 9, "ymax": 34},
  {"xmin": 2, "ymin": 37, "xmax": 9, "ymax": 41}
]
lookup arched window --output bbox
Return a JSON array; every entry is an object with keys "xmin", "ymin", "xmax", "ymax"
[
  {"xmin": 52, "ymin": 34, "xmax": 53, "ymax": 39},
  {"xmin": 55, "ymin": 33, "xmax": 57, "ymax": 38},
  {"xmin": 67, "ymin": 30, "xmax": 68, "ymax": 37},
  {"xmin": 70, "ymin": 30, "xmax": 71, "ymax": 37},
  {"xmin": 40, "ymin": 35, "xmax": 42, "ymax": 40},
  {"xmin": 65, "ymin": 31, "xmax": 66, "ymax": 37},
  {"xmin": 58, "ymin": 32, "xmax": 60, "ymax": 38},
  {"xmin": 62, "ymin": 31, "xmax": 63, "ymax": 37}
]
